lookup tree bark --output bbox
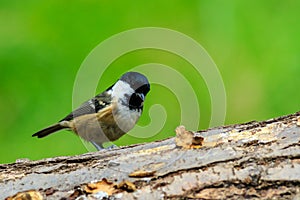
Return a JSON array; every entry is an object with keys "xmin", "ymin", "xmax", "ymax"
[{"xmin": 1, "ymin": 112, "xmax": 300, "ymax": 200}]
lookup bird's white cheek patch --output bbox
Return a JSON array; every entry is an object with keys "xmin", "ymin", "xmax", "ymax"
[{"xmin": 112, "ymin": 80, "xmax": 134, "ymax": 100}]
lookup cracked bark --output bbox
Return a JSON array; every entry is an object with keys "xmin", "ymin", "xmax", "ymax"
[{"xmin": 1, "ymin": 112, "xmax": 300, "ymax": 199}]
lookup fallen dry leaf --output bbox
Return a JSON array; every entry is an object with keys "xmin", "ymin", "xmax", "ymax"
[
  {"xmin": 83, "ymin": 178, "xmax": 116, "ymax": 195},
  {"xmin": 129, "ymin": 170, "xmax": 156, "ymax": 178},
  {"xmin": 175, "ymin": 125, "xmax": 204, "ymax": 149},
  {"xmin": 5, "ymin": 190, "xmax": 43, "ymax": 200},
  {"xmin": 297, "ymin": 117, "xmax": 300, "ymax": 126}
]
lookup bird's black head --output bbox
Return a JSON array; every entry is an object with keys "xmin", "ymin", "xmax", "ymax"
[{"xmin": 120, "ymin": 72, "xmax": 150, "ymax": 110}]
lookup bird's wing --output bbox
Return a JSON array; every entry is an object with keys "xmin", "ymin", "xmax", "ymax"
[{"xmin": 60, "ymin": 91, "xmax": 112, "ymax": 122}]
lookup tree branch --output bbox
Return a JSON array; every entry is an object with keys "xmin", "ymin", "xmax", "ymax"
[{"xmin": 2, "ymin": 112, "xmax": 300, "ymax": 199}]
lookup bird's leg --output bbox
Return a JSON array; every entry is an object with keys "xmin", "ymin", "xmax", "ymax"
[{"xmin": 91, "ymin": 141, "xmax": 105, "ymax": 151}]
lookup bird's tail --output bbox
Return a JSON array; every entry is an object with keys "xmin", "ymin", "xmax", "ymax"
[{"xmin": 32, "ymin": 123, "xmax": 66, "ymax": 138}]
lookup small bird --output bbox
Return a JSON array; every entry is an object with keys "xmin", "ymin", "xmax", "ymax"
[{"xmin": 32, "ymin": 72, "xmax": 150, "ymax": 150}]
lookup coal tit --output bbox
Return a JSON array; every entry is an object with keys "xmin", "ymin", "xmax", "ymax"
[{"xmin": 32, "ymin": 72, "xmax": 150, "ymax": 150}]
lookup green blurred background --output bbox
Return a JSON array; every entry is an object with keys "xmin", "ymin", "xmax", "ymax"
[{"xmin": 0, "ymin": 1, "xmax": 299, "ymax": 164}]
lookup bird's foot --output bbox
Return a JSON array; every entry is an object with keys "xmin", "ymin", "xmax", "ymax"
[{"xmin": 91, "ymin": 141, "xmax": 118, "ymax": 151}]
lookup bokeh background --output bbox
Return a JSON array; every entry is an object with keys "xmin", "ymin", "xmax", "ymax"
[{"xmin": 1, "ymin": 1, "xmax": 299, "ymax": 164}]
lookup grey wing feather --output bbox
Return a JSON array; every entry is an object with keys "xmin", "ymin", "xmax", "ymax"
[{"xmin": 60, "ymin": 92, "xmax": 111, "ymax": 122}]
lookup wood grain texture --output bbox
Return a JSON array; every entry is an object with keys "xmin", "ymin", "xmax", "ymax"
[{"xmin": 1, "ymin": 111, "xmax": 300, "ymax": 199}]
